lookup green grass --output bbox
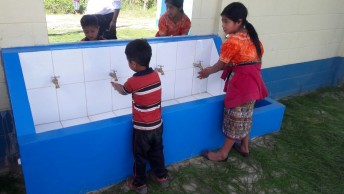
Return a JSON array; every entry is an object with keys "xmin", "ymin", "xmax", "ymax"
[
  {"xmin": 48, "ymin": 28, "xmax": 157, "ymax": 43},
  {"xmin": 120, "ymin": 4, "xmax": 157, "ymax": 19},
  {"xmin": 47, "ymin": 6, "xmax": 157, "ymax": 43},
  {"xmin": 1, "ymin": 86, "xmax": 344, "ymax": 194}
]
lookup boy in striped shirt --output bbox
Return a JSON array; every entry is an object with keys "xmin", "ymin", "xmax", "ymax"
[{"xmin": 111, "ymin": 39, "xmax": 168, "ymax": 194}]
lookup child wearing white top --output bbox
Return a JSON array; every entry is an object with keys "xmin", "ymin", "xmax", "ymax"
[{"xmin": 85, "ymin": 0, "xmax": 121, "ymax": 39}]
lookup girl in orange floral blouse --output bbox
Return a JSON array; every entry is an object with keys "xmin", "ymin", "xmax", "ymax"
[
  {"xmin": 156, "ymin": 0, "xmax": 191, "ymax": 37},
  {"xmin": 198, "ymin": 2, "xmax": 268, "ymax": 161}
]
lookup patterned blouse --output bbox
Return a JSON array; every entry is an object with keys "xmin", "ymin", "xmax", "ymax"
[
  {"xmin": 220, "ymin": 31, "xmax": 264, "ymax": 64},
  {"xmin": 219, "ymin": 31, "xmax": 268, "ymax": 108},
  {"xmin": 156, "ymin": 12, "xmax": 191, "ymax": 37}
]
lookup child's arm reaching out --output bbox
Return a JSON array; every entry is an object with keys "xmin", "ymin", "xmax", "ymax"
[{"xmin": 111, "ymin": 82, "xmax": 128, "ymax": 95}]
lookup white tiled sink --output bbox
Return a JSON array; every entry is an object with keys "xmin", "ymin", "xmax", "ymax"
[{"xmin": 18, "ymin": 37, "xmax": 222, "ymax": 133}]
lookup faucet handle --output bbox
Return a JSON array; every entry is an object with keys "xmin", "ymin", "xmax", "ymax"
[
  {"xmin": 109, "ymin": 70, "xmax": 118, "ymax": 82},
  {"xmin": 193, "ymin": 61, "xmax": 203, "ymax": 70},
  {"xmin": 51, "ymin": 75, "xmax": 60, "ymax": 89},
  {"xmin": 154, "ymin": 65, "xmax": 164, "ymax": 76}
]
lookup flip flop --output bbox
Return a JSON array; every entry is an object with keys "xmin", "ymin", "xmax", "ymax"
[
  {"xmin": 233, "ymin": 143, "xmax": 250, "ymax": 158},
  {"xmin": 201, "ymin": 150, "xmax": 228, "ymax": 162}
]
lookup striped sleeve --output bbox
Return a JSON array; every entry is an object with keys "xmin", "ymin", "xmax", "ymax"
[{"xmin": 123, "ymin": 78, "xmax": 133, "ymax": 94}]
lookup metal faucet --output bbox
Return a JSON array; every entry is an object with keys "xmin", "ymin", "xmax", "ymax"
[
  {"xmin": 193, "ymin": 61, "xmax": 203, "ymax": 70},
  {"xmin": 109, "ymin": 70, "xmax": 118, "ymax": 82},
  {"xmin": 155, "ymin": 65, "xmax": 164, "ymax": 75},
  {"xmin": 51, "ymin": 76, "xmax": 60, "ymax": 89}
]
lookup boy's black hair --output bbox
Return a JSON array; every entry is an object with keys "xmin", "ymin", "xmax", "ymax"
[
  {"xmin": 221, "ymin": 2, "xmax": 262, "ymax": 58},
  {"xmin": 80, "ymin": 15, "xmax": 99, "ymax": 28},
  {"xmin": 125, "ymin": 39, "xmax": 152, "ymax": 68}
]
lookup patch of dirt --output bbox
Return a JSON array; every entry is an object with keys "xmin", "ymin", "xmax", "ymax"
[{"xmin": 251, "ymin": 135, "xmax": 277, "ymax": 149}]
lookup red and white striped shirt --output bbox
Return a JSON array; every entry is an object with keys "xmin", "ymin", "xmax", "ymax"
[{"xmin": 123, "ymin": 68, "xmax": 162, "ymax": 130}]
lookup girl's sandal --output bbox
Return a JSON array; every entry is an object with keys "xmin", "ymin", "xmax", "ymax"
[{"xmin": 233, "ymin": 143, "xmax": 249, "ymax": 158}]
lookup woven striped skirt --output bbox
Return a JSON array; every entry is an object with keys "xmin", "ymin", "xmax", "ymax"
[{"xmin": 222, "ymin": 100, "xmax": 255, "ymax": 140}]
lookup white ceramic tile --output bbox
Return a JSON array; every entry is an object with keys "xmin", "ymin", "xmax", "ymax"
[
  {"xmin": 27, "ymin": 87, "xmax": 59, "ymax": 125},
  {"xmin": 207, "ymin": 71, "xmax": 224, "ymax": 96},
  {"xmin": 175, "ymin": 68, "xmax": 193, "ymax": 98},
  {"xmin": 35, "ymin": 122, "xmax": 62, "ymax": 134},
  {"xmin": 193, "ymin": 92, "xmax": 212, "ymax": 100},
  {"xmin": 85, "ymin": 79, "xmax": 112, "ymax": 115},
  {"xmin": 52, "ymin": 49, "xmax": 84, "ymax": 85},
  {"xmin": 19, "ymin": 51, "xmax": 54, "ymax": 89},
  {"xmin": 57, "ymin": 83, "xmax": 87, "ymax": 120},
  {"xmin": 150, "ymin": 43, "xmax": 158, "ymax": 68},
  {"xmin": 112, "ymin": 77, "xmax": 132, "ymax": 110},
  {"xmin": 89, "ymin": 112, "xmax": 115, "ymax": 122},
  {"xmin": 176, "ymin": 96, "xmax": 196, "ymax": 104},
  {"xmin": 160, "ymin": 70, "xmax": 175, "ymax": 101},
  {"xmin": 114, "ymin": 108, "xmax": 132, "ymax": 116},
  {"xmin": 195, "ymin": 39, "xmax": 213, "ymax": 67},
  {"xmin": 210, "ymin": 42, "xmax": 220, "ymax": 65},
  {"xmin": 192, "ymin": 68, "xmax": 207, "ymax": 95},
  {"xmin": 176, "ymin": 40, "xmax": 196, "ymax": 70},
  {"xmin": 61, "ymin": 117, "xmax": 90, "ymax": 128},
  {"xmin": 83, "ymin": 47, "xmax": 111, "ymax": 81},
  {"xmin": 162, "ymin": 100, "xmax": 179, "ymax": 107},
  {"xmin": 110, "ymin": 45, "xmax": 134, "ymax": 78},
  {"xmin": 157, "ymin": 42, "xmax": 177, "ymax": 71}
]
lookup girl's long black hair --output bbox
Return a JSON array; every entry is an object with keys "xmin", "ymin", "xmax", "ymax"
[
  {"xmin": 165, "ymin": 0, "xmax": 184, "ymax": 13},
  {"xmin": 221, "ymin": 2, "xmax": 262, "ymax": 58}
]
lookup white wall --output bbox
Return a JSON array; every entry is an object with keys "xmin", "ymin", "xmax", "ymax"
[
  {"xmin": 191, "ymin": 0, "xmax": 344, "ymax": 67},
  {"xmin": 190, "ymin": 0, "xmax": 221, "ymax": 35},
  {"xmin": 0, "ymin": 0, "xmax": 48, "ymax": 111},
  {"xmin": 340, "ymin": 36, "xmax": 344, "ymax": 57}
]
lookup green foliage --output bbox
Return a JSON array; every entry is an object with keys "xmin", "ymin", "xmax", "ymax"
[
  {"xmin": 44, "ymin": 0, "xmax": 157, "ymax": 14},
  {"xmin": 122, "ymin": 0, "xmax": 157, "ymax": 10},
  {"xmin": 44, "ymin": 0, "xmax": 87, "ymax": 14}
]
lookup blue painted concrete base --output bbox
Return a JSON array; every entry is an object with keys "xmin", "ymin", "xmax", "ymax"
[
  {"xmin": 263, "ymin": 57, "xmax": 344, "ymax": 99},
  {"xmin": 18, "ymin": 96, "xmax": 285, "ymax": 194}
]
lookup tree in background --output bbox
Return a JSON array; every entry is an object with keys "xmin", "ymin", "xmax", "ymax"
[
  {"xmin": 44, "ymin": 0, "xmax": 87, "ymax": 14},
  {"xmin": 44, "ymin": 0, "xmax": 157, "ymax": 14}
]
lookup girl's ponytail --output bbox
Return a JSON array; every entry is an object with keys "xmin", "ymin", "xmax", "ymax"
[{"xmin": 245, "ymin": 21, "xmax": 262, "ymax": 58}]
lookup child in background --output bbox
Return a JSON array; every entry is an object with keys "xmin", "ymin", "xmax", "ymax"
[
  {"xmin": 198, "ymin": 2, "xmax": 268, "ymax": 161},
  {"xmin": 73, "ymin": 0, "xmax": 80, "ymax": 14},
  {"xmin": 80, "ymin": 15, "xmax": 104, "ymax": 41},
  {"xmin": 156, "ymin": 0, "xmax": 191, "ymax": 37},
  {"xmin": 111, "ymin": 39, "xmax": 168, "ymax": 194}
]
